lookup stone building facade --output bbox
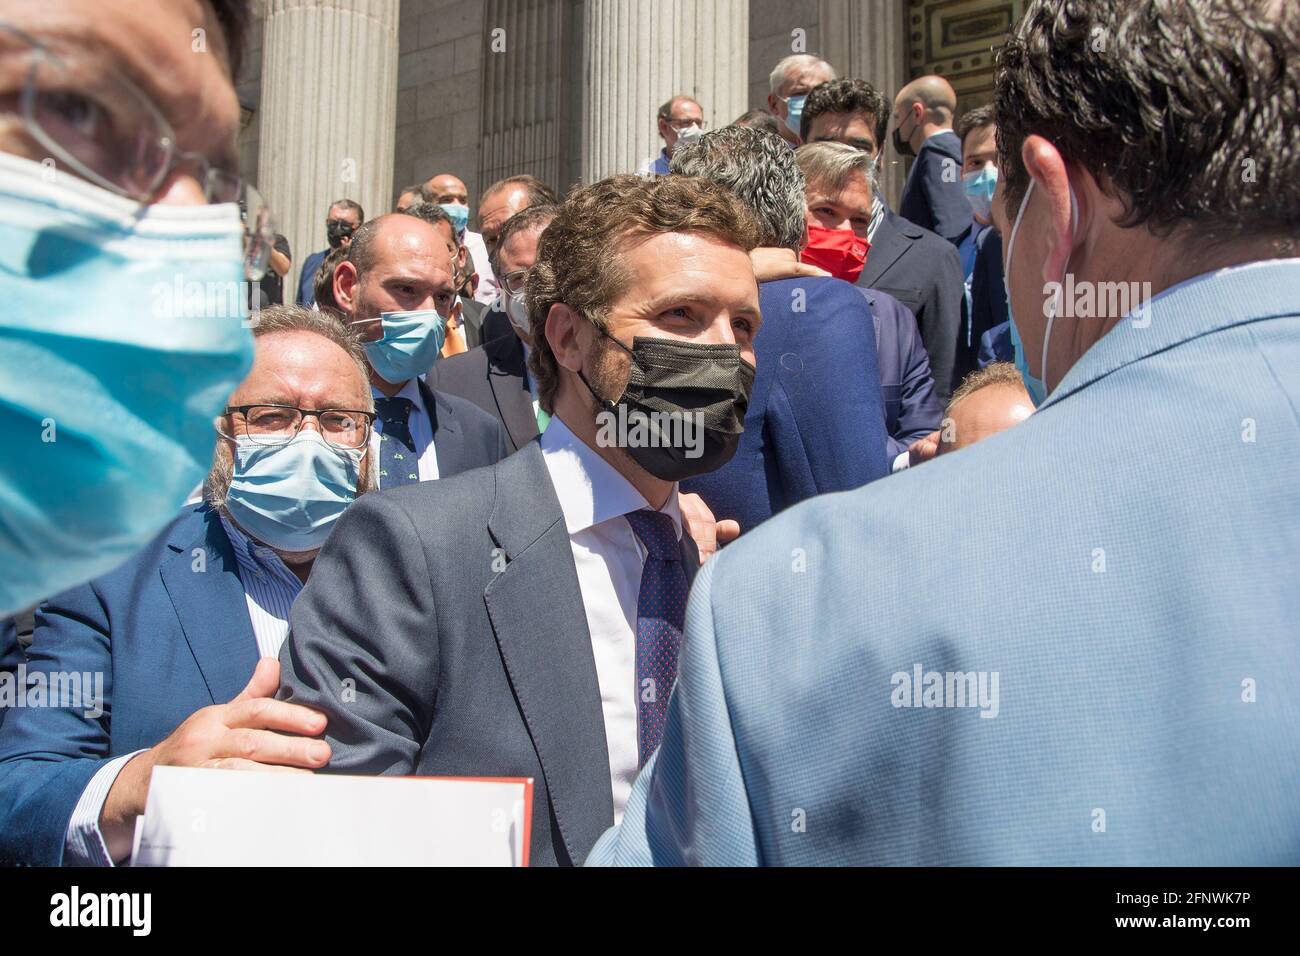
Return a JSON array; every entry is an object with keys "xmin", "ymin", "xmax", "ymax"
[{"xmin": 236, "ymin": 0, "xmax": 1024, "ymax": 294}]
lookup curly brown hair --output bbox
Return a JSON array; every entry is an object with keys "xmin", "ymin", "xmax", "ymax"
[
  {"xmin": 525, "ymin": 174, "xmax": 764, "ymax": 414},
  {"xmin": 995, "ymin": 0, "xmax": 1300, "ymax": 246}
]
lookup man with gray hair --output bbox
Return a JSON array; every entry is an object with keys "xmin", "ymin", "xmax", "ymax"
[
  {"xmin": 766, "ymin": 53, "xmax": 836, "ymax": 146},
  {"xmin": 798, "ymin": 139, "xmax": 967, "ymax": 406},
  {"xmin": 669, "ymin": 125, "xmax": 889, "ymax": 532},
  {"xmin": 0, "ymin": 306, "xmax": 376, "ymax": 865}
]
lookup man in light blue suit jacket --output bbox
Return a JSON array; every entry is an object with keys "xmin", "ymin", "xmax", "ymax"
[{"xmin": 590, "ymin": 0, "xmax": 1300, "ymax": 866}]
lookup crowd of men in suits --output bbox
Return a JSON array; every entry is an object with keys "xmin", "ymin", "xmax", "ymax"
[{"xmin": 2, "ymin": 0, "xmax": 1299, "ymax": 868}]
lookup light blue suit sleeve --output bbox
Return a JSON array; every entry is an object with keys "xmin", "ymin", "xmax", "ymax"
[{"xmin": 587, "ymin": 556, "xmax": 760, "ymax": 866}]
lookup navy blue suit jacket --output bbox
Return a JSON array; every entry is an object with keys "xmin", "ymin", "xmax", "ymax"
[
  {"xmin": 857, "ymin": 210, "xmax": 968, "ymax": 403},
  {"xmin": 408, "ymin": 379, "xmax": 511, "ymax": 482},
  {"xmin": 898, "ymin": 130, "xmax": 972, "ymax": 246},
  {"xmin": 295, "ymin": 249, "xmax": 328, "ymax": 306},
  {"xmin": 0, "ymin": 506, "xmax": 260, "ymax": 866},
  {"xmin": 0, "ymin": 618, "xmax": 21, "ymax": 730},
  {"xmin": 0, "ymin": 395, "xmax": 504, "ymax": 866},
  {"xmin": 965, "ymin": 225, "xmax": 1010, "ymax": 376},
  {"xmin": 859, "ymin": 288, "xmax": 944, "ymax": 458},
  {"xmin": 979, "ymin": 321, "xmax": 1014, "ymax": 368},
  {"xmin": 681, "ymin": 277, "xmax": 890, "ymax": 534}
]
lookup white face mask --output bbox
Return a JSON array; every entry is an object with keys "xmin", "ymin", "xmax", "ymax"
[
  {"xmin": 1004, "ymin": 177, "xmax": 1078, "ymax": 404},
  {"xmin": 675, "ymin": 123, "xmax": 704, "ymax": 146}
]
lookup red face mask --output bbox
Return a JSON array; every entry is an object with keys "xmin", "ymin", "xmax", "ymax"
[{"xmin": 802, "ymin": 223, "xmax": 870, "ymax": 283}]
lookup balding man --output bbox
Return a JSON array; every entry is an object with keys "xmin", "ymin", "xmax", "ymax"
[
  {"xmin": 477, "ymin": 174, "xmax": 560, "ymax": 260},
  {"xmin": 935, "ymin": 362, "xmax": 1033, "ymax": 455},
  {"xmin": 767, "ymin": 54, "xmax": 836, "ymax": 146},
  {"xmin": 423, "ymin": 171, "xmax": 496, "ymax": 305},
  {"xmin": 332, "ymin": 214, "xmax": 508, "ymax": 489},
  {"xmin": 638, "ymin": 95, "xmax": 704, "ymax": 176},
  {"xmin": 891, "ymin": 75, "xmax": 972, "ymax": 245}
]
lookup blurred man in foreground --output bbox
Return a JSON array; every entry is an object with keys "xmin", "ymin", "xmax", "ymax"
[
  {"xmin": 0, "ymin": 0, "xmax": 261, "ymax": 617},
  {"xmin": 591, "ymin": 0, "xmax": 1300, "ymax": 866}
]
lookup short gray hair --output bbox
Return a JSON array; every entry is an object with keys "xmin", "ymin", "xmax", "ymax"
[
  {"xmin": 768, "ymin": 54, "xmax": 835, "ymax": 95},
  {"xmin": 670, "ymin": 125, "xmax": 806, "ymax": 252},
  {"xmin": 795, "ymin": 140, "xmax": 876, "ymax": 200},
  {"xmin": 247, "ymin": 305, "xmax": 373, "ymax": 415}
]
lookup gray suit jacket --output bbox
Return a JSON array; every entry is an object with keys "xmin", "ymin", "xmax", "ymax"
[
  {"xmin": 278, "ymin": 439, "xmax": 699, "ymax": 866},
  {"xmin": 430, "ymin": 329, "xmax": 538, "ymax": 452}
]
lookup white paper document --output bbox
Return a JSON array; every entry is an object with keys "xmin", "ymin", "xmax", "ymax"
[{"xmin": 131, "ymin": 766, "xmax": 532, "ymax": 866}]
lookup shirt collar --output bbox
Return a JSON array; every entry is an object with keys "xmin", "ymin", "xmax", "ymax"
[
  {"xmin": 867, "ymin": 195, "xmax": 886, "ymax": 242},
  {"xmin": 1042, "ymin": 257, "xmax": 1300, "ymax": 410},
  {"xmin": 219, "ymin": 512, "xmax": 301, "ymax": 584},
  {"xmin": 538, "ymin": 414, "xmax": 682, "ymax": 540},
  {"xmin": 372, "ymin": 378, "xmax": 425, "ymax": 413}
]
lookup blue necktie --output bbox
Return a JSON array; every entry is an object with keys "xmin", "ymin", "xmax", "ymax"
[
  {"xmin": 624, "ymin": 509, "xmax": 688, "ymax": 766},
  {"xmin": 375, "ymin": 396, "xmax": 419, "ymax": 488}
]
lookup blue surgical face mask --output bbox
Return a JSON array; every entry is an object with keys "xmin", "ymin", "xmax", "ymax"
[
  {"xmin": 784, "ymin": 94, "xmax": 807, "ymax": 137},
  {"xmin": 962, "ymin": 164, "xmax": 998, "ymax": 222},
  {"xmin": 224, "ymin": 430, "xmax": 363, "ymax": 554},
  {"xmin": 1003, "ymin": 177, "xmax": 1078, "ymax": 407},
  {"xmin": 362, "ymin": 309, "xmax": 447, "ymax": 384},
  {"xmin": 439, "ymin": 203, "xmax": 469, "ymax": 239},
  {"xmin": 0, "ymin": 152, "xmax": 255, "ymax": 615}
]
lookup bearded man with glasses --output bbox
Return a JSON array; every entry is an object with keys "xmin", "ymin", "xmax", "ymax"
[{"xmin": 0, "ymin": 305, "xmax": 375, "ymax": 866}]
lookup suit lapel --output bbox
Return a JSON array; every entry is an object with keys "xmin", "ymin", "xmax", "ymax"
[
  {"xmin": 860, "ymin": 213, "xmax": 911, "ymax": 288},
  {"xmin": 159, "ymin": 508, "xmax": 259, "ymax": 705},
  {"xmin": 485, "ymin": 334, "xmax": 539, "ymax": 451},
  {"xmin": 482, "ymin": 443, "xmax": 614, "ymax": 861},
  {"xmin": 422, "ymin": 379, "xmax": 466, "ymax": 476}
]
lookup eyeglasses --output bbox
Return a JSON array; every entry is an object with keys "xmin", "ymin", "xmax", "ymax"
[
  {"xmin": 500, "ymin": 268, "xmax": 531, "ymax": 297},
  {"xmin": 666, "ymin": 117, "xmax": 705, "ymax": 131},
  {"xmin": 0, "ymin": 20, "xmax": 275, "ymax": 280},
  {"xmin": 221, "ymin": 404, "xmax": 375, "ymax": 450}
]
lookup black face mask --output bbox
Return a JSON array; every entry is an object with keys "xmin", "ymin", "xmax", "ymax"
[
  {"xmin": 580, "ymin": 329, "xmax": 755, "ymax": 482},
  {"xmin": 892, "ymin": 114, "xmax": 915, "ymax": 158},
  {"xmin": 326, "ymin": 219, "xmax": 355, "ymax": 249}
]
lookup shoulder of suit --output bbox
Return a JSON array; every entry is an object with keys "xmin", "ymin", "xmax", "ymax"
[{"xmin": 430, "ymin": 383, "xmax": 506, "ymax": 433}]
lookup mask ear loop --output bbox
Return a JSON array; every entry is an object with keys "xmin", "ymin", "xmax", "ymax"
[{"xmin": 1040, "ymin": 185, "xmax": 1079, "ymax": 394}]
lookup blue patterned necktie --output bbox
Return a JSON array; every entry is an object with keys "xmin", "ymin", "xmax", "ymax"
[
  {"xmin": 375, "ymin": 396, "xmax": 419, "ymax": 488},
  {"xmin": 624, "ymin": 509, "xmax": 688, "ymax": 766}
]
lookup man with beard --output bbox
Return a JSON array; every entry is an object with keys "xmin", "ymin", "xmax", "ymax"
[
  {"xmin": 0, "ymin": 307, "xmax": 372, "ymax": 866},
  {"xmin": 278, "ymin": 173, "xmax": 764, "ymax": 866}
]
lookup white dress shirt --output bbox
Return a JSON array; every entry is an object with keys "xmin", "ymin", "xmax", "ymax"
[
  {"xmin": 64, "ymin": 514, "xmax": 303, "ymax": 866},
  {"xmin": 538, "ymin": 415, "xmax": 683, "ymax": 822},
  {"xmin": 370, "ymin": 378, "xmax": 439, "ymax": 484},
  {"xmin": 464, "ymin": 229, "xmax": 499, "ymax": 305}
]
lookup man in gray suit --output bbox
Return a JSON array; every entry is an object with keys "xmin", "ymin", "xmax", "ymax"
[{"xmin": 279, "ymin": 173, "xmax": 765, "ymax": 865}]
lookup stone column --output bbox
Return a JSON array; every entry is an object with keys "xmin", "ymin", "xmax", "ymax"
[
  {"xmin": 258, "ymin": 0, "xmax": 400, "ymax": 299},
  {"xmin": 582, "ymin": 0, "xmax": 750, "ymax": 183},
  {"xmin": 819, "ymin": 0, "xmax": 909, "ymax": 207}
]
